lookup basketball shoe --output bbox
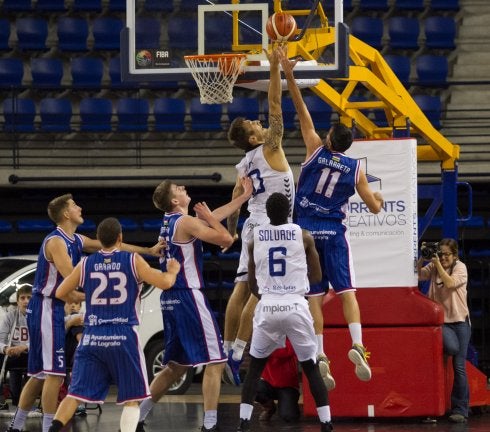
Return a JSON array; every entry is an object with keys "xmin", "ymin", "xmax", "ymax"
[
  {"xmin": 317, "ymin": 354, "xmax": 336, "ymax": 391},
  {"xmin": 237, "ymin": 418, "xmax": 250, "ymax": 432},
  {"xmin": 348, "ymin": 343, "xmax": 372, "ymax": 381},
  {"xmin": 223, "ymin": 350, "xmax": 242, "ymax": 386},
  {"xmin": 320, "ymin": 421, "xmax": 334, "ymax": 431}
]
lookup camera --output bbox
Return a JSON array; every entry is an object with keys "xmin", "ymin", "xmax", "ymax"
[{"xmin": 421, "ymin": 242, "xmax": 440, "ymax": 260}]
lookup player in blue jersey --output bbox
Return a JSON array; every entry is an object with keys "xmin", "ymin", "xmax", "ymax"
[
  {"xmin": 136, "ymin": 177, "xmax": 252, "ymax": 432},
  {"xmin": 46, "ymin": 217, "xmax": 180, "ymax": 432},
  {"xmin": 7, "ymin": 194, "xmax": 163, "ymax": 432},
  {"xmin": 279, "ymin": 47, "xmax": 384, "ymax": 388},
  {"xmin": 237, "ymin": 192, "xmax": 333, "ymax": 432},
  {"xmin": 223, "ymin": 45, "xmax": 295, "ymax": 385}
]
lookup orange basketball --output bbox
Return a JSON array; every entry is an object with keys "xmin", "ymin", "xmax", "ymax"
[{"xmin": 266, "ymin": 12, "xmax": 297, "ymax": 42}]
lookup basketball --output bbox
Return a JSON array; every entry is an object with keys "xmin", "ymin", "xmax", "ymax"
[{"xmin": 266, "ymin": 12, "xmax": 297, "ymax": 42}]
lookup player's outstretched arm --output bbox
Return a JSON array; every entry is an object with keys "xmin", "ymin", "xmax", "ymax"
[
  {"xmin": 278, "ymin": 46, "xmax": 322, "ymax": 158},
  {"xmin": 356, "ymin": 170, "xmax": 384, "ymax": 214}
]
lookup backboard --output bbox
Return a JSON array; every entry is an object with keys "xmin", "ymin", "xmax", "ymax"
[{"xmin": 121, "ymin": 0, "xmax": 349, "ymax": 84}]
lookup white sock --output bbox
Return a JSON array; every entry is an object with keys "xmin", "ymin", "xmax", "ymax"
[
  {"xmin": 317, "ymin": 405, "xmax": 331, "ymax": 423},
  {"xmin": 138, "ymin": 398, "xmax": 155, "ymax": 422},
  {"xmin": 42, "ymin": 413, "xmax": 54, "ymax": 432},
  {"xmin": 11, "ymin": 407, "xmax": 29, "ymax": 430},
  {"xmin": 232, "ymin": 339, "xmax": 247, "ymax": 361},
  {"xmin": 120, "ymin": 405, "xmax": 140, "ymax": 432},
  {"xmin": 203, "ymin": 409, "xmax": 218, "ymax": 429},
  {"xmin": 348, "ymin": 323, "xmax": 362, "ymax": 346},
  {"xmin": 239, "ymin": 403, "xmax": 254, "ymax": 420},
  {"xmin": 223, "ymin": 341, "xmax": 232, "ymax": 355},
  {"xmin": 316, "ymin": 334, "xmax": 324, "ymax": 356}
]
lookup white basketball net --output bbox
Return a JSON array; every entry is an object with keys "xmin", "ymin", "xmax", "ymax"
[{"xmin": 184, "ymin": 54, "xmax": 247, "ymax": 104}]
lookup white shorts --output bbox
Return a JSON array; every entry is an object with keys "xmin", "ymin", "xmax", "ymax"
[
  {"xmin": 235, "ymin": 215, "xmax": 269, "ymax": 282},
  {"xmin": 249, "ymin": 295, "xmax": 317, "ymax": 363}
]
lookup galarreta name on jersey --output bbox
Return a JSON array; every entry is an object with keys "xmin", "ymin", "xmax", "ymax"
[
  {"xmin": 258, "ymin": 228, "xmax": 297, "ymax": 242},
  {"xmin": 317, "ymin": 156, "xmax": 351, "ymax": 173}
]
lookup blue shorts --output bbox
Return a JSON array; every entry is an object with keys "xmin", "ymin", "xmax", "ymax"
[
  {"xmin": 160, "ymin": 289, "xmax": 226, "ymax": 367},
  {"xmin": 297, "ymin": 217, "xmax": 356, "ymax": 296},
  {"xmin": 68, "ymin": 325, "xmax": 150, "ymax": 404},
  {"xmin": 27, "ymin": 293, "xmax": 66, "ymax": 377}
]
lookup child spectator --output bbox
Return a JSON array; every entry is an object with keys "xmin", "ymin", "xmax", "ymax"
[{"xmin": 0, "ymin": 284, "xmax": 32, "ymax": 408}]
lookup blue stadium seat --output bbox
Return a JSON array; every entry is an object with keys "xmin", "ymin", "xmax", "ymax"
[
  {"xmin": 205, "ymin": 15, "xmax": 233, "ymax": 51},
  {"xmin": 430, "ymin": 0, "xmax": 459, "ymax": 11},
  {"xmin": 395, "ymin": 0, "xmax": 424, "ymax": 11},
  {"xmin": 358, "ymin": 0, "xmax": 389, "ymax": 11},
  {"xmin": 190, "ymin": 98, "xmax": 223, "ymax": 131},
  {"xmin": 17, "ymin": 219, "xmax": 55, "ymax": 233},
  {"xmin": 282, "ymin": 97, "xmax": 297, "ymax": 130},
  {"xmin": 78, "ymin": 219, "xmax": 96, "ymax": 232},
  {"xmin": 118, "ymin": 217, "xmax": 139, "ymax": 231},
  {"xmin": 2, "ymin": 98, "xmax": 36, "ymax": 132},
  {"xmin": 142, "ymin": 218, "xmax": 162, "ymax": 231},
  {"xmin": 36, "ymin": 0, "xmax": 66, "ymax": 11},
  {"xmin": 57, "ymin": 17, "xmax": 89, "ymax": 52},
  {"xmin": 388, "ymin": 16, "xmax": 420, "ymax": 50},
  {"xmin": 93, "ymin": 18, "xmax": 124, "ymax": 50},
  {"xmin": 109, "ymin": 56, "xmax": 137, "ymax": 88},
  {"xmin": 0, "ymin": 220, "xmax": 13, "ymax": 233},
  {"xmin": 107, "ymin": 0, "xmax": 126, "ymax": 11},
  {"xmin": 350, "ymin": 17, "xmax": 384, "ymax": 50},
  {"xmin": 116, "ymin": 98, "xmax": 150, "ymax": 132},
  {"xmin": 168, "ymin": 16, "xmax": 197, "ymax": 50},
  {"xmin": 70, "ymin": 57, "xmax": 104, "ymax": 88},
  {"xmin": 15, "ymin": 17, "xmax": 48, "ymax": 50},
  {"xmin": 415, "ymin": 54, "xmax": 448, "ymax": 86},
  {"xmin": 227, "ymin": 97, "xmax": 260, "ymax": 123},
  {"xmin": 136, "ymin": 17, "xmax": 161, "ymax": 49},
  {"xmin": 0, "ymin": 19, "xmax": 11, "ymax": 50},
  {"xmin": 0, "ymin": 58, "xmax": 24, "ymax": 87},
  {"xmin": 2, "ymin": 0, "xmax": 32, "ymax": 11},
  {"xmin": 413, "ymin": 94, "xmax": 442, "ymax": 129},
  {"xmin": 73, "ymin": 0, "xmax": 102, "ymax": 12},
  {"xmin": 144, "ymin": 0, "xmax": 174, "ymax": 11},
  {"xmin": 384, "ymin": 54, "xmax": 411, "ymax": 86},
  {"xmin": 153, "ymin": 98, "xmax": 186, "ymax": 132},
  {"xmin": 424, "ymin": 16, "xmax": 456, "ymax": 50},
  {"xmin": 30, "ymin": 58, "xmax": 63, "ymax": 88},
  {"xmin": 39, "ymin": 98, "xmax": 72, "ymax": 132},
  {"xmin": 79, "ymin": 98, "xmax": 113, "ymax": 132},
  {"xmin": 303, "ymin": 95, "xmax": 332, "ymax": 130}
]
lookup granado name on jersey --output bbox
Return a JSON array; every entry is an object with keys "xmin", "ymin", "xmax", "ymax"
[{"xmin": 258, "ymin": 228, "xmax": 297, "ymax": 242}]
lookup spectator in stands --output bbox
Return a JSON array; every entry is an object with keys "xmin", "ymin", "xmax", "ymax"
[
  {"xmin": 255, "ymin": 338, "xmax": 300, "ymax": 423},
  {"xmin": 417, "ymin": 238, "xmax": 470, "ymax": 424},
  {"xmin": 64, "ymin": 301, "xmax": 84, "ymax": 368},
  {"xmin": 0, "ymin": 285, "xmax": 31, "ymax": 408}
]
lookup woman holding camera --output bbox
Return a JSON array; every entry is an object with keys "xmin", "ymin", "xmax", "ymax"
[{"xmin": 417, "ymin": 238, "xmax": 470, "ymax": 424}]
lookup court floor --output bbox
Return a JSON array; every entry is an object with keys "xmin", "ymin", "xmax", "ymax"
[{"xmin": 2, "ymin": 384, "xmax": 488, "ymax": 432}]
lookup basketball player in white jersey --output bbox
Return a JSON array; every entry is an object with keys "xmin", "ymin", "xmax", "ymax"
[
  {"xmin": 223, "ymin": 45, "xmax": 295, "ymax": 385},
  {"xmin": 237, "ymin": 192, "xmax": 332, "ymax": 432}
]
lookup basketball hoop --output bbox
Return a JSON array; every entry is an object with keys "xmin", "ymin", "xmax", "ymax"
[{"xmin": 184, "ymin": 53, "xmax": 247, "ymax": 104}]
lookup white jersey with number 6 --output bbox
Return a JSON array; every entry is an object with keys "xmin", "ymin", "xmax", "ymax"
[{"xmin": 253, "ymin": 223, "xmax": 310, "ymax": 297}]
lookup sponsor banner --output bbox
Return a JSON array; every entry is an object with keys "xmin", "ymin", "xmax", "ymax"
[{"xmin": 346, "ymin": 138, "xmax": 418, "ymax": 288}]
